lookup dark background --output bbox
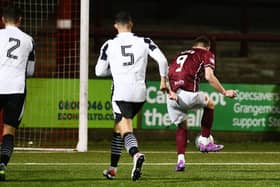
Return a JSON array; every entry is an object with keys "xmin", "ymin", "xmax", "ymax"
[{"xmin": 91, "ymin": 0, "xmax": 280, "ymax": 84}]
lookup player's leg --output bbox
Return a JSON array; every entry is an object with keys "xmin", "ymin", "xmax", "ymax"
[
  {"xmin": 103, "ymin": 122, "xmax": 124, "ymax": 180},
  {"xmin": 0, "ymin": 124, "xmax": 15, "ymax": 181},
  {"xmin": 105, "ymin": 101, "xmax": 144, "ymax": 181},
  {"xmin": 1, "ymin": 125, "xmax": 16, "ymax": 165},
  {"xmin": 118, "ymin": 117, "xmax": 144, "ymax": 181},
  {"xmin": 167, "ymin": 92, "xmax": 189, "ymax": 171},
  {"xmin": 0, "ymin": 98, "xmax": 4, "ymax": 181},
  {"xmin": 175, "ymin": 121, "xmax": 187, "ymax": 171},
  {"xmin": 199, "ymin": 98, "xmax": 224, "ymax": 152},
  {"xmin": 115, "ymin": 101, "xmax": 145, "ymax": 181},
  {"xmin": 103, "ymin": 101, "xmax": 125, "ymax": 180},
  {"xmin": 0, "ymin": 94, "xmax": 25, "ymax": 181},
  {"xmin": 201, "ymin": 98, "xmax": 214, "ymax": 139}
]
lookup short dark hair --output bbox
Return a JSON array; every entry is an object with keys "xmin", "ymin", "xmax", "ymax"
[
  {"xmin": 193, "ymin": 36, "xmax": 211, "ymax": 47},
  {"xmin": 2, "ymin": 5, "xmax": 22, "ymax": 22},
  {"xmin": 114, "ymin": 11, "xmax": 132, "ymax": 24}
]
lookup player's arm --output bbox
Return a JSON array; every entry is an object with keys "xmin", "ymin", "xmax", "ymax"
[
  {"xmin": 205, "ymin": 67, "xmax": 236, "ymax": 98},
  {"xmin": 147, "ymin": 39, "xmax": 178, "ymax": 100},
  {"xmin": 164, "ymin": 76, "xmax": 178, "ymax": 101},
  {"xmin": 95, "ymin": 41, "xmax": 111, "ymax": 77},
  {"xmin": 26, "ymin": 40, "xmax": 35, "ymax": 77},
  {"xmin": 145, "ymin": 38, "xmax": 168, "ymax": 91}
]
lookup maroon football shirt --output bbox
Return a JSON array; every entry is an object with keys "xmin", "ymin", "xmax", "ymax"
[{"xmin": 168, "ymin": 48, "xmax": 215, "ymax": 92}]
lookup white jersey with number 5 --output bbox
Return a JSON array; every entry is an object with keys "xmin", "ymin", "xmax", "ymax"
[
  {"xmin": 96, "ymin": 32, "xmax": 167, "ymax": 102},
  {"xmin": 0, "ymin": 26, "xmax": 35, "ymax": 94}
]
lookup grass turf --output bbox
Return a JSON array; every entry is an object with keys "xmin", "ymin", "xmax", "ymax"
[{"xmin": 1, "ymin": 142, "xmax": 280, "ymax": 187}]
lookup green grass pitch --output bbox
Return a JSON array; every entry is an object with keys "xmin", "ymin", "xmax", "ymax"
[{"xmin": 1, "ymin": 141, "xmax": 280, "ymax": 187}]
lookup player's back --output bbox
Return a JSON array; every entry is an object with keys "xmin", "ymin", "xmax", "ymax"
[
  {"xmin": 168, "ymin": 48, "xmax": 215, "ymax": 92},
  {"xmin": 108, "ymin": 32, "xmax": 148, "ymax": 79},
  {"xmin": 0, "ymin": 26, "xmax": 34, "ymax": 94},
  {"xmin": 107, "ymin": 32, "xmax": 150, "ymax": 102}
]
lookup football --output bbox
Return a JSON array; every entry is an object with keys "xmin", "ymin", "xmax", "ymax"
[{"xmin": 195, "ymin": 134, "xmax": 214, "ymax": 149}]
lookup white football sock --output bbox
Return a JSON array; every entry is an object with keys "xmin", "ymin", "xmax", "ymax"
[
  {"xmin": 200, "ymin": 136, "xmax": 210, "ymax": 145},
  {"xmin": 177, "ymin": 154, "xmax": 185, "ymax": 163}
]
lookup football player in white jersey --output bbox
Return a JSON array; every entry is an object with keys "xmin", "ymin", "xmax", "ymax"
[
  {"xmin": 96, "ymin": 11, "xmax": 168, "ymax": 181},
  {"xmin": 0, "ymin": 5, "xmax": 35, "ymax": 181}
]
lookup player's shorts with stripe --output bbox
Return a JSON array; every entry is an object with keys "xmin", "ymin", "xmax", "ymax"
[
  {"xmin": 0, "ymin": 93, "xmax": 26, "ymax": 128},
  {"xmin": 112, "ymin": 101, "xmax": 145, "ymax": 123},
  {"xmin": 167, "ymin": 89, "xmax": 209, "ymax": 125}
]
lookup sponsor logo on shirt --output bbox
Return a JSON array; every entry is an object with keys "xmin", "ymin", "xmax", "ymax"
[
  {"xmin": 174, "ymin": 80, "xmax": 184, "ymax": 86},
  {"xmin": 210, "ymin": 58, "xmax": 215, "ymax": 64}
]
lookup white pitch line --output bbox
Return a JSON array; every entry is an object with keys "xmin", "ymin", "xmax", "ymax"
[
  {"xmin": 8, "ymin": 162, "xmax": 280, "ymax": 166},
  {"xmin": 90, "ymin": 151, "xmax": 280, "ymax": 154},
  {"xmin": 13, "ymin": 150, "xmax": 280, "ymax": 154}
]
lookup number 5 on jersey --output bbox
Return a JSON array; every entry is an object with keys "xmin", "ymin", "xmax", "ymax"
[{"xmin": 121, "ymin": 45, "xmax": 135, "ymax": 66}]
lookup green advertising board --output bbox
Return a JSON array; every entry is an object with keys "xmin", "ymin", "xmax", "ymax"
[
  {"xmin": 141, "ymin": 81, "xmax": 280, "ymax": 132},
  {"xmin": 21, "ymin": 78, "xmax": 136, "ymax": 128},
  {"xmin": 22, "ymin": 79, "xmax": 280, "ymax": 131}
]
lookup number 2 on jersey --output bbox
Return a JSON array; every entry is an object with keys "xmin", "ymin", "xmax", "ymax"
[
  {"xmin": 175, "ymin": 54, "xmax": 188, "ymax": 72},
  {"xmin": 7, "ymin": 37, "xmax": 21, "ymax": 60}
]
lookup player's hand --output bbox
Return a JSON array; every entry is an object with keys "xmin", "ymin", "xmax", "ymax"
[
  {"xmin": 224, "ymin": 90, "xmax": 237, "ymax": 98},
  {"xmin": 167, "ymin": 90, "xmax": 178, "ymax": 101},
  {"xmin": 160, "ymin": 81, "xmax": 169, "ymax": 93}
]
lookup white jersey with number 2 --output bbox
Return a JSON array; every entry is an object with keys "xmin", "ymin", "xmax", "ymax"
[
  {"xmin": 96, "ymin": 32, "xmax": 167, "ymax": 102},
  {"xmin": 0, "ymin": 26, "xmax": 34, "ymax": 94}
]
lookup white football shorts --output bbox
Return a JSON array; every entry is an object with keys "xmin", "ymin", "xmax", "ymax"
[{"xmin": 167, "ymin": 89, "xmax": 209, "ymax": 125}]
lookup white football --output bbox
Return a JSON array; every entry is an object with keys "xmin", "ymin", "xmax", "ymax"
[{"xmin": 195, "ymin": 134, "xmax": 214, "ymax": 149}]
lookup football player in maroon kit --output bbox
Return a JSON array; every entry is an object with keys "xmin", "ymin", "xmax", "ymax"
[{"xmin": 166, "ymin": 36, "xmax": 236, "ymax": 171}]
